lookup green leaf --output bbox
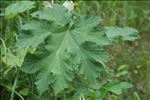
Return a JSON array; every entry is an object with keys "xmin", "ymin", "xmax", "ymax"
[
  {"xmin": 72, "ymin": 16, "xmax": 111, "ymax": 46},
  {"xmin": 16, "ymin": 21, "xmax": 52, "ymax": 49},
  {"xmin": 105, "ymin": 26, "xmax": 139, "ymax": 41},
  {"xmin": 105, "ymin": 80, "xmax": 133, "ymax": 95},
  {"xmin": 19, "ymin": 88, "xmax": 29, "ymax": 96},
  {"xmin": 17, "ymin": 4, "xmax": 109, "ymax": 95},
  {"xmin": 118, "ymin": 65, "xmax": 128, "ymax": 71},
  {"xmin": 133, "ymin": 92, "xmax": 141, "ymax": 100},
  {"xmin": 31, "ymin": 4, "xmax": 72, "ymax": 26},
  {"xmin": 2, "ymin": 49, "xmax": 27, "ymax": 67},
  {"xmin": 115, "ymin": 71, "xmax": 128, "ymax": 77},
  {"xmin": 15, "ymin": 21, "xmax": 52, "ymax": 67},
  {"xmin": 16, "ymin": 4, "xmax": 138, "ymax": 95},
  {"xmin": 5, "ymin": 1, "xmax": 35, "ymax": 19},
  {"xmin": 2, "ymin": 50, "xmax": 18, "ymax": 67}
]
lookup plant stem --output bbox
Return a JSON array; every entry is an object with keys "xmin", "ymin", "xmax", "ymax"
[{"xmin": 10, "ymin": 68, "xmax": 20, "ymax": 100}]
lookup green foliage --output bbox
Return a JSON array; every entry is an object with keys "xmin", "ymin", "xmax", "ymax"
[
  {"xmin": 77, "ymin": 1, "xmax": 150, "ymax": 99},
  {"xmin": 105, "ymin": 27, "xmax": 138, "ymax": 41},
  {"xmin": 5, "ymin": 1, "xmax": 35, "ymax": 19},
  {"xmin": 1, "ymin": 1, "xmax": 143, "ymax": 100},
  {"xmin": 77, "ymin": 1, "xmax": 150, "ymax": 33},
  {"xmin": 19, "ymin": 88, "xmax": 29, "ymax": 96},
  {"xmin": 13, "ymin": 3, "xmax": 137, "ymax": 95},
  {"xmin": 104, "ymin": 80, "xmax": 133, "ymax": 95}
]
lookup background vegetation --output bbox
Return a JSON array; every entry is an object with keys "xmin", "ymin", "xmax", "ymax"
[
  {"xmin": 78, "ymin": 1, "xmax": 150, "ymax": 99},
  {"xmin": 1, "ymin": 0, "xmax": 150, "ymax": 100},
  {"xmin": 76, "ymin": 1, "xmax": 150, "ymax": 99}
]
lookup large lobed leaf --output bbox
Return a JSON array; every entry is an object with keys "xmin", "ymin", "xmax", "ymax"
[
  {"xmin": 15, "ymin": 3, "xmax": 138, "ymax": 95},
  {"xmin": 17, "ymin": 4, "xmax": 108, "ymax": 94}
]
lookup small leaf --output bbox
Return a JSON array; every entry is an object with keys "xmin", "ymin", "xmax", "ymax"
[
  {"xmin": 133, "ymin": 92, "xmax": 141, "ymax": 100},
  {"xmin": 19, "ymin": 88, "xmax": 29, "ymax": 96},
  {"xmin": 2, "ymin": 49, "xmax": 27, "ymax": 67},
  {"xmin": 118, "ymin": 65, "xmax": 128, "ymax": 71},
  {"xmin": 2, "ymin": 51, "xmax": 17, "ymax": 67},
  {"xmin": 105, "ymin": 80, "xmax": 133, "ymax": 95},
  {"xmin": 5, "ymin": 1, "xmax": 35, "ymax": 19},
  {"xmin": 115, "ymin": 71, "xmax": 128, "ymax": 77},
  {"xmin": 105, "ymin": 26, "xmax": 139, "ymax": 41}
]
